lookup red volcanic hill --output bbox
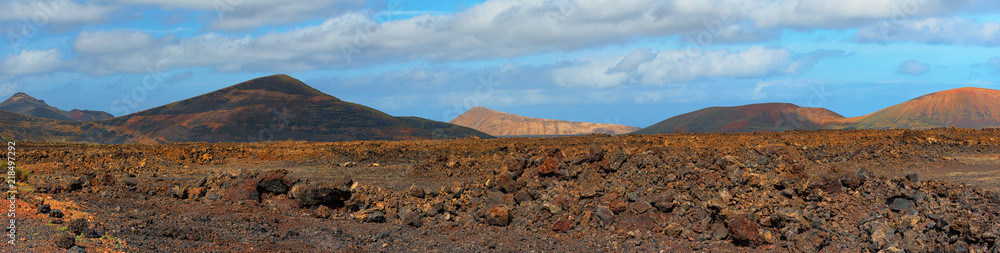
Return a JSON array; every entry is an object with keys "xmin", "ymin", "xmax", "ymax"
[
  {"xmin": 102, "ymin": 74, "xmax": 491, "ymax": 143},
  {"xmin": 633, "ymin": 103, "xmax": 844, "ymax": 134},
  {"xmin": 0, "ymin": 92, "xmax": 114, "ymax": 121},
  {"xmin": 841, "ymin": 87, "xmax": 1000, "ymax": 129},
  {"xmin": 450, "ymin": 106, "xmax": 640, "ymax": 136}
]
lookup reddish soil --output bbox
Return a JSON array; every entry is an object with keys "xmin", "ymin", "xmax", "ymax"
[{"xmin": 3, "ymin": 128, "xmax": 1000, "ymax": 252}]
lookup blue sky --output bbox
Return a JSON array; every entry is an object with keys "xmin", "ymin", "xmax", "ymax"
[{"xmin": 2, "ymin": 0, "xmax": 1000, "ymax": 128}]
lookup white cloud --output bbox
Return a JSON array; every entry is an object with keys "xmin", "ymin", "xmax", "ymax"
[
  {"xmin": 0, "ymin": 49, "xmax": 67, "ymax": 75},
  {"xmin": 0, "ymin": 81, "xmax": 20, "ymax": 98},
  {"xmin": 73, "ymin": 30, "xmax": 155, "ymax": 54},
  {"xmin": 897, "ymin": 60, "xmax": 930, "ymax": 76},
  {"xmin": 552, "ymin": 58, "xmax": 628, "ymax": 88},
  {"xmin": 553, "ymin": 46, "xmax": 839, "ymax": 88},
  {"xmin": 0, "ymin": 0, "xmax": 111, "ymax": 24},
  {"xmin": 10, "ymin": 0, "xmax": 1000, "ymax": 77},
  {"xmin": 855, "ymin": 18, "xmax": 1000, "ymax": 46}
]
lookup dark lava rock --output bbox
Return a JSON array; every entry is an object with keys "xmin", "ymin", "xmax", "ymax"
[
  {"xmin": 595, "ymin": 206, "xmax": 614, "ymax": 227},
  {"xmin": 606, "ymin": 149, "xmax": 628, "ymax": 172},
  {"xmin": 514, "ymin": 190, "xmax": 533, "ymax": 203},
  {"xmin": 67, "ymin": 218, "xmax": 89, "ymax": 235},
  {"xmin": 314, "ymin": 205, "xmax": 332, "ymax": 219},
  {"xmin": 629, "ymin": 201, "xmax": 653, "ymax": 214},
  {"xmin": 82, "ymin": 228, "xmax": 103, "ymax": 239},
  {"xmin": 188, "ymin": 187, "xmax": 207, "ymax": 200},
  {"xmin": 538, "ymin": 157, "xmax": 563, "ymax": 175},
  {"xmin": 710, "ymin": 222, "xmax": 729, "ymax": 240},
  {"xmin": 288, "ymin": 180, "xmax": 352, "ymax": 206},
  {"xmin": 38, "ymin": 204, "xmax": 50, "ymax": 214},
  {"xmin": 257, "ymin": 169, "xmax": 290, "ymax": 194},
  {"xmin": 904, "ymin": 173, "xmax": 919, "ymax": 183},
  {"xmin": 653, "ymin": 193, "xmax": 675, "ymax": 212},
  {"xmin": 400, "ymin": 208, "xmax": 422, "ymax": 227},
  {"xmin": 888, "ymin": 197, "xmax": 916, "ymax": 213},
  {"xmin": 497, "ymin": 173, "xmax": 520, "ymax": 193},
  {"xmin": 571, "ymin": 144, "xmax": 605, "ymax": 165},
  {"xmin": 122, "ymin": 178, "xmax": 139, "ymax": 187},
  {"xmin": 54, "ymin": 232, "xmax": 75, "ymax": 249},
  {"xmin": 486, "ymin": 205, "xmax": 511, "ymax": 227},
  {"xmin": 364, "ymin": 211, "xmax": 386, "ymax": 223},
  {"xmin": 729, "ymin": 215, "xmax": 765, "ymax": 246},
  {"xmin": 409, "ymin": 184, "xmax": 425, "ymax": 198},
  {"xmin": 552, "ymin": 220, "xmax": 573, "ymax": 233},
  {"xmin": 795, "ymin": 229, "xmax": 827, "ymax": 252},
  {"xmin": 62, "ymin": 177, "xmax": 83, "ymax": 192},
  {"xmin": 841, "ymin": 173, "xmax": 863, "ymax": 189},
  {"xmin": 221, "ymin": 177, "xmax": 260, "ymax": 202},
  {"xmin": 49, "ymin": 209, "xmax": 64, "ymax": 218},
  {"xmin": 69, "ymin": 245, "xmax": 87, "ymax": 253},
  {"xmin": 502, "ymin": 158, "xmax": 526, "ymax": 178},
  {"xmin": 171, "ymin": 185, "xmax": 188, "ymax": 199}
]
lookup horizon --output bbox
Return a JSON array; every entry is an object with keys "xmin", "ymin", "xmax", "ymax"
[{"xmin": 2, "ymin": 1, "xmax": 1000, "ymax": 128}]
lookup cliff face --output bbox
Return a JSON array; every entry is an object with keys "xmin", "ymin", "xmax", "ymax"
[{"xmin": 449, "ymin": 106, "xmax": 639, "ymax": 136}]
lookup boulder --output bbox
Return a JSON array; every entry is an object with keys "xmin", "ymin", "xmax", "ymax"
[
  {"xmin": 257, "ymin": 169, "xmax": 290, "ymax": 194},
  {"xmin": 288, "ymin": 179, "xmax": 352, "ymax": 207}
]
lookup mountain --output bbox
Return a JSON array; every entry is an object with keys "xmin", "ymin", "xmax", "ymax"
[
  {"xmin": 449, "ymin": 106, "xmax": 640, "ymax": 136},
  {"xmin": 840, "ymin": 87, "xmax": 1000, "ymax": 129},
  {"xmin": 634, "ymin": 103, "xmax": 845, "ymax": 134},
  {"xmin": 68, "ymin": 109, "xmax": 115, "ymax": 121},
  {"xmin": 0, "ymin": 110, "xmax": 133, "ymax": 143},
  {"xmin": 0, "ymin": 92, "xmax": 115, "ymax": 121},
  {"xmin": 103, "ymin": 74, "xmax": 491, "ymax": 143}
]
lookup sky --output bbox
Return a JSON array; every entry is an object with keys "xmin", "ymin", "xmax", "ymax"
[{"xmin": 1, "ymin": 0, "xmax": 999, "ymax": 128}]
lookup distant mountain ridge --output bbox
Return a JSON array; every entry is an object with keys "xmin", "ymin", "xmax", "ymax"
[
  {"xmin": 635, "ymin": 87, "xmax": 1000, "ymax": 134},
  {"xmin": 450, "ymin": 106, "xmax": 639, "ymax": 136},
  {"xmin": 0, "ymin": 74, "xmax": 491, "ymax": 143},
  {"xmin": 834, "ymin": 87, "xmax": 1000, "ymax": 129},
  {"xmin": 103, "ymin": 74, "xmax": 492, "ymax": 142},
  {"xmin": 0, "ymin": 92, "xmax": 114, "ymax": 121},
  {"xmin": 633, "ymin": 103, "xmax": 844, "ymax": 134}
]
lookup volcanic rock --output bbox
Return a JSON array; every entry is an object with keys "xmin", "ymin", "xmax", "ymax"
[
  {"xmin": 409, "ymin": 184, "xmax": 425, "ymax": 198},
  {"xmin": 257, "ymin": 169, "xmax": 290, "ymax": 194},
  {"xmin": 288, "ymin": 180, "xmax": 352, "ymax": 206},
  {"xmin": 486, "ymin": 205, "xmax": 511, "ymax": 227},
  {"xmin": 54, "ymin": 232, "xmax": 76, "ymax": 249},
  {"xmin": 553, "ymin": 220, "xmax": 573, "ymax": 233}
]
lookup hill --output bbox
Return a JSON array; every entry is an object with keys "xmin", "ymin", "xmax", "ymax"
[
  {"xmin": 103, "ymin": 74, "xmax": 491, "ymax": 143},
  {"xmin": 449, "ymin": 106, "xmax": 639, "ymax": 136},
  {"xmin": 0, "ymin": 92, "xmax": 114, "ymax": 121},
  {"xmin": 0, "ymin": 110, "xmax": 133, "ymax": 143},
  {"xmin": 634, "ymin": 103, "xmax": 844, "ymax": 134},
  {"xmin": 841, "ymin": 87, "xmax": 1000, "ymax": 129}
]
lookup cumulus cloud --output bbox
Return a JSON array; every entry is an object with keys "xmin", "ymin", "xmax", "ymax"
[
  {"xmin": 73, "ymin": 30, "xmax": 155, "ymax": 54},
  {"xmin": 0, "ymin": 49, "xmax": 67, "ymax": 75},
  {"xmin": 553, "ymin": 46, "xmax": 840, "ymax": 88},
  {"xmin": 855, "ymin": 18, "xmax": 1000, "ymax": 46},
  {"xmin": 897, "ymin": 60, "xmax": 930, "ymax": 76},
  {"xmin": 9, "ymin": 0, "xmax": 1000, "ymax": 77},
  {"xmin": 553, "ymin": 58, "xmax": 629, "ymax": 88},
  {"xmin": 0, "ymin": 0, "xmax": 111, "ymax": 24}
]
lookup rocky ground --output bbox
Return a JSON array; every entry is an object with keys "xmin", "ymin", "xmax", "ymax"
[{"xmin": 2, "ymin": 128, "xmax": 1000, "ymax": 252}]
